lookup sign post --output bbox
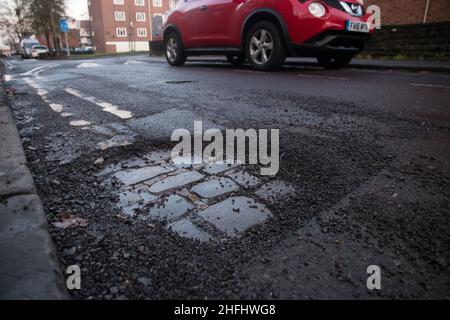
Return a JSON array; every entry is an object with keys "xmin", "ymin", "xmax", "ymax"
[{"xmin": 59, "ymin": 18, "xmax": 70, "ymax": 57}]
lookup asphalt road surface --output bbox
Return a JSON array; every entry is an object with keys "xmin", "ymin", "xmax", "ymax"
[{"xmin": 4, "ymin": 55, "xmax": 450, "ymax": 299}]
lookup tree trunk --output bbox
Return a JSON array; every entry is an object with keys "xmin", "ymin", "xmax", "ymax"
[
  {"xmin": 52, "ymin": 35, "xmax": 58, "ymax": 53},
  {"xmin": 45, "ymin": 31, "xmax": 52, "ymax": 51}
]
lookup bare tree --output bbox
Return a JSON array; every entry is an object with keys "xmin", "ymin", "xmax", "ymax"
[
  {"xmin": 28, "ymin": 0, "xmax": 66, "ymax": 53},
  {"xmin": 0, "ymin": 0, "xmax": 32, "ymax": 49}
]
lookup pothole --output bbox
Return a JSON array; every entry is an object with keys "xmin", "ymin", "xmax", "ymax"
[
  {"xmin": 99, "ymin": 149, "xmax": 296, "ymax": 242},
  {"xmin": 165, "ymin": 80, "xmax": 196, "ymax": 84}
]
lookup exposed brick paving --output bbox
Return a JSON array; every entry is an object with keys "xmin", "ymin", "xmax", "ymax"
[{"xmin": 102, "ymin": 150, "xmax": 295, "ymax": 242}]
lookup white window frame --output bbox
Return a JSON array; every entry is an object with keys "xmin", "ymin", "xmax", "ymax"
[
  {"xmin": 153, "ymin": 0, "xmax": 162, "ymax": 7},
  {"xmin": 135, "ymin": 0, "xmax": 145, "ymax": 6},
  {"xmin": 116, "ymin": 28, "xmax": 127, "ymax": 37},
  {"xmin": 114, "ymin": 11, "xmax": 126, "ymax": 21},
  {"xmin": 169, "ymin": 0, "xmax": 178, "ymax": 10},
  {"xmin": 113, "ymin": 0, "xmax": 124, "ymax": 5},
  {"xmin": 136, "ymin": 12, "xmax": 146, "ymax": 21},
  {"xmin": 137, "ymin": 28, "xmax": 147, "ymax": 37}
]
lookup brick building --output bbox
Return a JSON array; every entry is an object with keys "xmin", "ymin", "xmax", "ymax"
[
  {"xmin": 80, "ymin": 21, "xmax": 94, "ymax": 48},
  {"xmin": 37, "ymin": 19, "xmax": 92, "ymax": 52},
  {"xmin": 88, "ymin": 0, "xmax": 177, "ymax": 53},
  {"xmin": 366, "ymin": 0, "xmax": 450, "ymax": 25}
]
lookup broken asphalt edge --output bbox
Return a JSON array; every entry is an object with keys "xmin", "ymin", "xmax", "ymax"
[{"xmin": 0, "ymin": 83, "xmax": 68, "ymax": 300}]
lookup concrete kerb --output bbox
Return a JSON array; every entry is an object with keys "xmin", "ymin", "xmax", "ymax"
[
  {"xmin": 148, "ymin": 54, "xmax": 450, "ymax": 73},
  {"xmin": 0, "ymin": 82, "xmax": 68, "ymax": 300}
]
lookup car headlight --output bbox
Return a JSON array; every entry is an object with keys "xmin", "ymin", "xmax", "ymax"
[{"xmin": 308, "ymin": 2, "xmax": 326, "ymax": 18}]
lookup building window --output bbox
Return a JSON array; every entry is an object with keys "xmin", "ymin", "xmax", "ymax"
[
  {"xmin": 135, "ymin": 0, "xmax": 145, "ymax": 6},
  {"xmin": 116, "ymin": 28, "xmax": 127, "ymax": 37},
  {"xmin": 115, "ymin": 11, "xmax": 126, "ymax": 21},
  {"xmin": 113, "ymin": 0, "xmax": 124, "ymax": 5},
  {"xmin": 137, "ymin": 28, "xmax": 147, "ymax": 37},
  {"xmin": 153, "ymin": 0, "xmax": 162, "ymax": 7},
  {"xmin": 169, "ymin": 0, "xmax": 178, "ymax": 10},
  {"xmin": 136, "ymin": 12, "xmax": 146, "ymax": 21}
]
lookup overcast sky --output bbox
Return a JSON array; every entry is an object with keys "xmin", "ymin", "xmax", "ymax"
[{"xmin": 66, "ymin": 0, "xmax": 89, "ymax": 20}]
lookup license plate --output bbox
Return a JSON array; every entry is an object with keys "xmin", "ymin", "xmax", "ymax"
[{"xmin": 346, "ymin": 21, "xmax": 370, "ymax": 33}]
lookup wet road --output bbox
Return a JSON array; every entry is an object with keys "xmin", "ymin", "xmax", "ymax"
[{"xmin": 4, "ymin": 55, "xmax": 450, "ymax": 299}]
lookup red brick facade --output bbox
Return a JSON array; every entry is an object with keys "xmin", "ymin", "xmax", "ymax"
[
  {"xmin": 37, "ymin": 20, "xmax": 93, "ymax": 52},
  {"xmin": 88, "ymin": 0, "xmax": 174, "ymax": 53},
  {"xmin": 37, "ymin": 30, "xmax": 80, "ymax": 51},
  {"xmin": 366, "ymin": 0, "xmax": 450, "ymax": 25}
]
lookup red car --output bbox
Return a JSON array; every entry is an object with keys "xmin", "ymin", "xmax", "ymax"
[{"xmin": 163, "ymin": 0, "xmax": 374, "ymax": 70}]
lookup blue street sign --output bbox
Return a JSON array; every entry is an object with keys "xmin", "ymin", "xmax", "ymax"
[{"xmin": 59, "ymin": 19, "xmax": 69, "ymax": 33}]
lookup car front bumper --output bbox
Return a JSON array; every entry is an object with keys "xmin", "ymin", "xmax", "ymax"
[{"xmin": 288, "ymin": 30, "xmax": 371, "ymax": 57}]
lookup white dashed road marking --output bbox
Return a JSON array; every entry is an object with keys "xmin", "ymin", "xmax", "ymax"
[
  {"xmin": 23, "ymin": 77, "xmax": 91, "ymax": 127},
  {"xmin": 35, "ymin": 64, "xmax": 59, "ymax": 78},
  {"xmin": 410, "ymin": 83, "xmax": 450, "ymax": 90},
  {"xmin": 70, "ymin": 120, "xmax": 92, "ymax": 127},
  {"xmin": 49, "ymin": 103, "xmax": 64, "ymax": 113},
  {"xmin": 233, "ymin": 69, "xmax": 266, "ymax": 74},
  {"xmin": 76, "ymin": 62, "xmax": 102, "ymax": 68},
  {"xmin": 124, "ymin": 60, "xmax": 146, "ymax": 65},
  {"xmin": 298, "ymin": 73, "xmax": 348, "ymax": 81},
  {"xmin": 20, "ymin": 65, "xmax": 48, "ymax": 76},
  {"xmin": 20, "ymin": 62, "xmax": 137, "ymax": 155},
  {"xmin": 4, "ymin": 61, "xmax": 15, "ymax": 69},
  {"xmin": 64, "ymin": 88, "xmax": 133, "ymax": 119}
]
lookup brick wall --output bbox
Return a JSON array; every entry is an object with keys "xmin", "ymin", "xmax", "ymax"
[
  {"xmin": 366, "ymin": 0, "xmax": 450, "ymax": 25},
  {"xmin": 37, "ymin": 30, "xmax": 80, "ymax": 50},
  {"xmin": 364, "ymin": 21, "xmax": 450, "ymax": 60}
]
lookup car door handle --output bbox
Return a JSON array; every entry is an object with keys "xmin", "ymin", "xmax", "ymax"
[{"xmin": 200, "ymin": 5, "xmax": 208, "ymax": 11}]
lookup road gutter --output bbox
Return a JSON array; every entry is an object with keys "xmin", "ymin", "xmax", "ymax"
[
  {"xmin": 0, "ymin": 84, "xmax": 68, "ymax": 299},
  {"xmin": 147, "ymin": 55, "xmax": 450, "ymax": 73}
]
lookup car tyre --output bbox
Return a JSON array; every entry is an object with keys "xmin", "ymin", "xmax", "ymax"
[
  {"xmin": 226, "ymin": 54, "xmax": 246, "ymax": 66},
  {"xmin": 165, "ymin": 33, "xmax": 186, "ymax": 67},
  {"xmin": 317, "ymin": 56, "xmax": 353, "ymax": 69},
  {"xmin": 246, "ymin": 21, "xmax": 286, "ymax": 71}
]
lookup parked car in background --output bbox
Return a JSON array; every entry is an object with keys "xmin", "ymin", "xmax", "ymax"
[
  {"xmin": 83, "ymin": 46, "xmax": 94, "ymax": 54},
  {"xmin": 74, "ymin": 46, "xmax": 95, "ymax": 54},
  {"xmin": 164, "ymin": 0, "xmax": 374, "ymax": 70},
  {"xmin": 20, "ymin": 39, "xmax": 41, "ymax": 59},
  {"xmin": 31, "ymin": 45, "xmax": 49, "ymax": 58}
]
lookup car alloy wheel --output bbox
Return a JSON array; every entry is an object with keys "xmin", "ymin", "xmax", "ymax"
[
  {"xmin": 165, "ymin": 33, "xmax": 186, "ymax": 67},
  {"xmin": 166, "ymin": 38, "xmax": 178, "ymax": 63},
  {"xmin": 246, "ymin": 21, "xmax": 286, "ymax": 71},
  {"xmin": 249, "ymin": 29, "xmax": 273, "ymax": 65}
]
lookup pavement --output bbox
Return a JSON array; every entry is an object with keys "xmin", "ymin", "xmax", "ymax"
[
  {"xmin": 1, "ymin": 54, "xmax": 449, "ymax": 299},
  {"xmin": 0, "ymin": 84, "xmax": 67, "ymax": 299}
]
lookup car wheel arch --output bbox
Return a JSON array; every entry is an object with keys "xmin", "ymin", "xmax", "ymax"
[
  {"xmin": 241, "ymin": 9, "xmax": 290, "ymax": 50},
  {"xmin": 164, "ymin": 24, "xmax": 184, "ymax": 47}
]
